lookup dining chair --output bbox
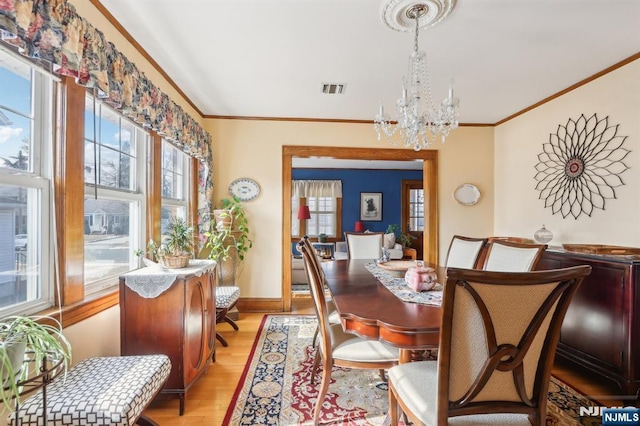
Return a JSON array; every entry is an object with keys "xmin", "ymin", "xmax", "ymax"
[
  {"xmin": 388, "ymin": 265, "xmax": 591, "ymax": 426},
  {"xmin": 445, "ymin": 235, "xmax": 488, "ymax": 269},
  {"xmin": 297, "ymin": 239, "xmax": 399, "ymax": 425},
  {"xmin": 483, "ymin": 239, "xmax": 547, "ymax": 272},
  {"xmin": 299, "ymin": 236, "xmax": 341, "ymax": 348},
  {"xmin": 344, "ymin": 232, "xmax": 384, "ymax": 259}
]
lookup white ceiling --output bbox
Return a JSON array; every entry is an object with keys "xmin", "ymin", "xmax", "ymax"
[{"xmin": 97, "ymin": 0, "xmax": 640, "ymax": 125}]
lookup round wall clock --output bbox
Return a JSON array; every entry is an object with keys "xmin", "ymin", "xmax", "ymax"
[{"xmin": 228, "ymin": 178, "xmax": 260, "ymax": 201}]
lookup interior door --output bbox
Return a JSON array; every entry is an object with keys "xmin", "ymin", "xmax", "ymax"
[{"xmin": 402, "ymin": 180, "xmax": 424, "ymax": 260}]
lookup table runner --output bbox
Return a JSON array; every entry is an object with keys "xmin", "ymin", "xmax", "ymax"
[{"xmin": 364, "ymin": 262, "xmax": 443, "ymax": 306}]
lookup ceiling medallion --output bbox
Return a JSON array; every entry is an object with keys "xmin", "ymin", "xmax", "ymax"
[
  {"xmin": 382, "ymin": 0, "xmax": 456, "ymax": 32},
  {"xmin": 534, "ymin": 113, "xmax": 630, "ymax": 219}
]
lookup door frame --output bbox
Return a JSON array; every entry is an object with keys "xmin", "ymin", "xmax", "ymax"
[{"xmin": 282, "ymin": 146, "xmax": 439, "ymax": 311}]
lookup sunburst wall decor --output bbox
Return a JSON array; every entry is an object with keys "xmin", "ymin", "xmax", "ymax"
[{"xmin": 534, "ymin": 113, "xmax": 630, "ymax": 219}]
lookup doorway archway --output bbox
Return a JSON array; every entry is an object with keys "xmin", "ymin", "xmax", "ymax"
[{"xmin": 282, "ymin": 146, "xmax": 438, "ymax": 311}]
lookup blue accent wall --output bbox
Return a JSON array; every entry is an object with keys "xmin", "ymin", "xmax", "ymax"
[{"xmin": 292, "ymin": 168, "xmax": 423, "ymax": 235}]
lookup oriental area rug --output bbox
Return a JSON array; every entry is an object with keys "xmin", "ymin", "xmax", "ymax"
[{"xmin": 222, "ymin": 315, "xmax": 602, "ymax": 426}]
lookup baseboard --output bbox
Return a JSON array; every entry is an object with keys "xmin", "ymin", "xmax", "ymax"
[{"xmin": 236, "ymin": 298, "xmax": 283, "ymax": 312}]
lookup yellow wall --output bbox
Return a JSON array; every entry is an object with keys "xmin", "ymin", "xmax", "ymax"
[
  {"xmin": 207, "ymin": 120, "xmax": 494, "ymax": 298},
  {"xmin": 495, "ymin": 59, "xmax": 640, "ymax": 245}
]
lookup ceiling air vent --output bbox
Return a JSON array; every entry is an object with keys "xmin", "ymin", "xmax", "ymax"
[{"xmin": 321, "ymin": 83, "xmax": 346, "ymax": 95}]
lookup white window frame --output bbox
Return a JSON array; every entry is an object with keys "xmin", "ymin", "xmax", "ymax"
[{"xmin": 0, "ymin": 46, "xmax": 55, "ymax": 315}]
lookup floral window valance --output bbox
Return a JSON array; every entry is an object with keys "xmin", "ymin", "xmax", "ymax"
[
  {"xmin": 292, "ymin": 180, "xmax": 343, "ymax": 198},
  {"xmin": 0, "ymin": 0, "xmax": 212, "ymax": 168},
  {"xmin": 0, "ymin": 0, "xmax": 214, "ymax": 236}
]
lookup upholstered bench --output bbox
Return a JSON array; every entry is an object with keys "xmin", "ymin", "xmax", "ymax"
[
  {"xmin": 215, "ymin": 286, "xmax": 241, "ymax": 347},
  {"xmin": 8, "ymin": 354, "xmax": 171, "ymax": 426}
]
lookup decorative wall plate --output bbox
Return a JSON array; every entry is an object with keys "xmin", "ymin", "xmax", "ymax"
[
  {"xmin": 228, "ymin": 178, "xmax": 260, "ymax": 201},
  {"xmin": 453, "ymin": 183, "xmax": 480, "ymax": 206}
]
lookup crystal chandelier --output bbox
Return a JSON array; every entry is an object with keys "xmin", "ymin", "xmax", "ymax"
[{"xmin": 374, "ymin": 2, "xmax": 459, "ymax": 151}]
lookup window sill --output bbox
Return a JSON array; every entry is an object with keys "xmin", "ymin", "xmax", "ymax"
[{"xmin": 37, "ymin": 287, "xmax": 120, "ymax": 328}]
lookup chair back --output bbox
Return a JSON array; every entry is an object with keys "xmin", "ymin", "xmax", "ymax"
[
  {"xmin": 299, "ymin": 236, "xmax": 325, "ymax": 280},
  {"xmin": 445, "ymin": 235, "xmax": 488, "ymax": 269},
  {"xmin": 297, "ymin": 238, "xmax": 333, "ymax": 361},
  {"xmin": 345, "ymin": 232, "xmax": 383, "ymax": 259},
  {"xmin": 483, "ymin": 240, "xmax": 547, "ymax": 272},
  {"xmin": 437, "ymin": 266, "xmax": 591, "ymax": 424}
]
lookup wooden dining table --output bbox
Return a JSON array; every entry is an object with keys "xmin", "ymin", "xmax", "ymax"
[{"xmin": 322, "ymin": 258, "xmax": 445, "ymax": 363}]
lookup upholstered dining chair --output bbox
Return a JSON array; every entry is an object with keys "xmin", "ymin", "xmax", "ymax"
[
  {"xmin": 297, "ymin": 238, "xmax": 399, "ymax": 425},
  {"xmin": 445, "ymin": 235, "xmax": 488, "ymax": 269},
  {"xmin": 388, "ymin": 265, "xmax": 591, "ymax": 426},
  {"xmin": 299, "ymin": 236, "xmax": 341, "ymax": 348},
  {"xmin": 483, "ymin": 239, "xmax": 547, "ymax": 272},
  {"xmin": 344, "ymin": 232, "xmax": 384, "ymax": 259}
]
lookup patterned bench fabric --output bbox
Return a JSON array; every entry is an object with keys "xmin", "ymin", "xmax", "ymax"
[
  {"xmin": 8, "ymin": 355, "xmax": 171, "ymax": 426},
  {"xmin": 215, "ymin": 286, "xmax": 240, "ymax": 309}
]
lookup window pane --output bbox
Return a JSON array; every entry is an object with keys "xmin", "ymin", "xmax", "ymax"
[
  {"xmin": 161, "ymin": 141, "xmax": 185, "ymax": 199},
  {"xmin": 84, "ymin": 199, "xmax": 135, "ymax": 283},
  {"xmin": 0, "ymin": 185, "xmax": 41, "ymax": 310},
  {"xmin": 161, "ymin": 205, "xmax": 186, "ymax": 234},
  {"xmin": 291, "ymin": 197, "xmax": 300, "ymax": 237},
  {"xmin": 0, "ymin": 109, "xmax": 31, "ymax": 172},
  {"xmin": 0, "ymin": 55, "xmax": 31, "ymax": 114},
  {"xmin": 0, "ymin": 57, "xmax": 33, "ymax": 174},
  {"xmin": 85, "ymin": 96, "xmax": 137, "ymax": 191}
]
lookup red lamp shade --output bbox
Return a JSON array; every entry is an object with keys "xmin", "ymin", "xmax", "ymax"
[
  {"xmin": 297, "ymin": 205, "xmax": 311, "ymax": 220},
  {"xmin": 354, "ymin": 221, "xmax": 365, "ymax": 232}
]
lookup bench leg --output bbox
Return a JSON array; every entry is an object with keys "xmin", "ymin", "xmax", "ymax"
[
  {"xmin": 223, "ymin": 315, "xmax": 239, "ymax": 330},
  {"xmin": 216, "ymin": 332, "xmax": 229, "ymax": 347},
  {"xmin": 136, "ymin": 414, "xmax": 161, "ymax": 426}
]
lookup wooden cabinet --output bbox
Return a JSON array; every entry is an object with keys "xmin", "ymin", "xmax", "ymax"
[
  {"xmin": 119, "ymin": 261, "xmax": 217, "ymax": 415},
  {"xmin": 538, "ymin": 250, "xmax": 640, "ymax": 401}
]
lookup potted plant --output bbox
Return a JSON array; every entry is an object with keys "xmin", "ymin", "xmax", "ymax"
[
  {"xmin": 0, "ymin": 315, "xmax": 72, "ymax": 409},
  {"xmin": 207, "ymin": 196, "xmax": 252, "ymax": 261},
  {"xmin": 136, "ymin": 216, "xmax": 194, "ymax": 268},
  {"xmin": 386, "ymin": 224, "xmax": 413, "ymax": 248},
  {"xmin": 205, "ymin": 196, "xmax": 253, "ymax": 284}
]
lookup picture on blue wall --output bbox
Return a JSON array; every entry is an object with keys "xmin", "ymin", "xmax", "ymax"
[{"xmin": 360, "ymin": 192, "xmax": 382, "ymax": 221}]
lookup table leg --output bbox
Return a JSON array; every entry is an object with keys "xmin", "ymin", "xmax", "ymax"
[{"xmin": 399, "ymin": 349, "xmax": 413, "ymax": 364}]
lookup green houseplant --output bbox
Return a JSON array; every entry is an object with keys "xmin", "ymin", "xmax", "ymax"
[
  {"xmin": 207, "ymin": 196, "xmax": 252, "ymax": 262},
  {"xmin": 385, "ymin": 224, "xmax": 413, "ymax": 247},
  {"xmin": 136, "ymin": 216, "xmax": 195, "ymax": 268},
  {"xmin": 0, "ymin": 315, "xmax": 71, "ymax": 410},
  {"xmin": 205, "ymin": 196, "xmax": 253, "ymax": 284}
]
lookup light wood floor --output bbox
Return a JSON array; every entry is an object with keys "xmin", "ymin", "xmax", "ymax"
[{"xmin": 143, "ymin": 300, "xmax": 623, "ymax": 425}]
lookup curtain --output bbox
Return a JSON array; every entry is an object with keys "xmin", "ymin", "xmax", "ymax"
[
  {"xmin": 292, "ymin": 180, "xmax": 342, "ymax": 198},
  {"xmin": 0, "ymin": 0, "xmax": 214, "ymax": 237}
]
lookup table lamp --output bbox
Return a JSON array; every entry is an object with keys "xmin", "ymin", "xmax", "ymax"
[
  {"xmin": 355, "ymin": 221, "xmax": 365, "ymax": 233},
  {"xmin": 297, "ymin": 205, "xmax": 311, "ymax": 221}
]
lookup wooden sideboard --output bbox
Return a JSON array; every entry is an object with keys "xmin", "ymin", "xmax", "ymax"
[
  {"xmin": 538, "ymin": 249, "xmax": 640, "ymax": 402},
  {"xmin": 119, "ymin": 260, "xmax": 217, "ymax": 415}
]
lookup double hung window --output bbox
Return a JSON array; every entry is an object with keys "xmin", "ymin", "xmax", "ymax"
[
  {"xmin": 161, "ymin": 139, "xmax": 190, "ymax": 229},
  {"xmin": 291, "ymin": 180, "xmax": 342, "ymax": 238},
  {"xmin": 83, "ymin": 94, "xmax": 148, "ymax": 293},
  {"xmin": 0, "ymin": 48, "xmax": 54, "ymax": 314}
]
